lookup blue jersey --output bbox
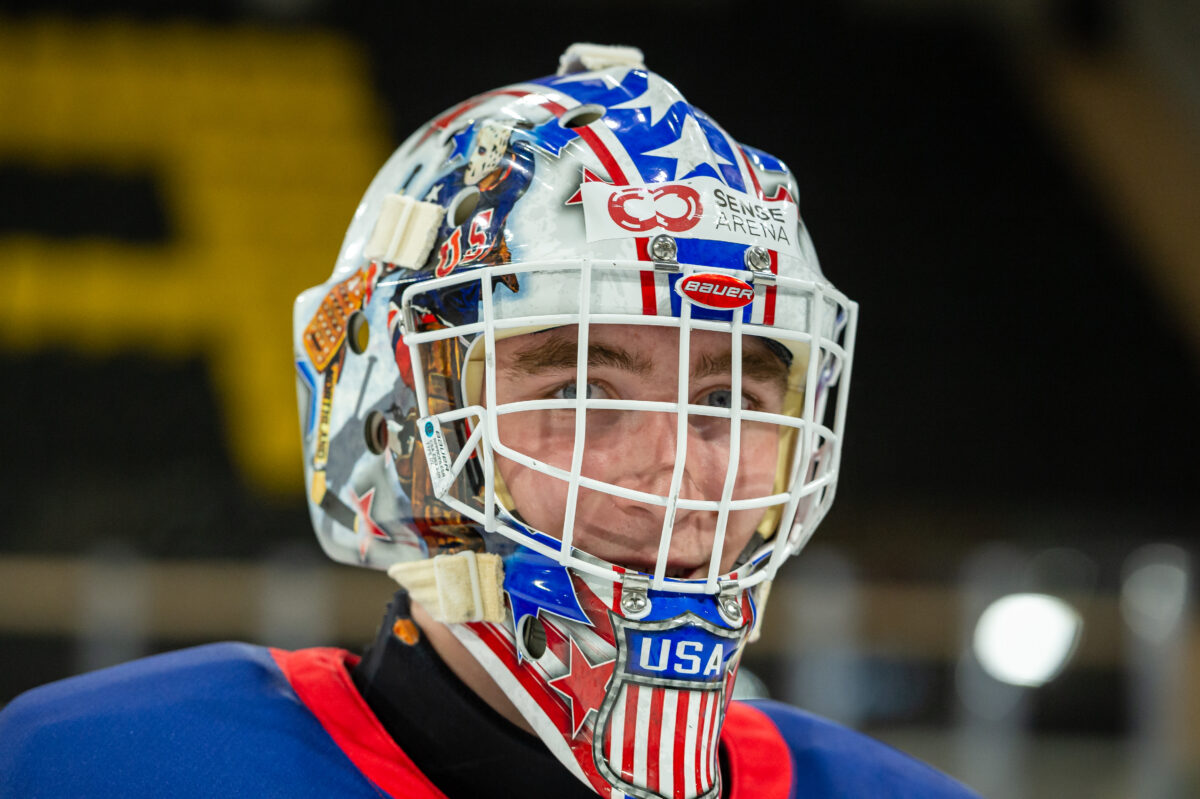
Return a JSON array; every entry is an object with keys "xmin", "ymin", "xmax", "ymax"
[{"xmin": 0, "ymin": 643, "xmax": 978, "ymax": 798}]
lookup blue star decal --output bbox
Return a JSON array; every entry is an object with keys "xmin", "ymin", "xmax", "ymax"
[
  {"xmin": 693, "ymin": 113, "xmax": 745, "ymax": 190},
  {"xmin": 446, "ymin": 124, "xmax": 476, "ymax": 164},
  {"xmin": 678, "ymin": 163, "xmax": 724, "ymax": 182}
]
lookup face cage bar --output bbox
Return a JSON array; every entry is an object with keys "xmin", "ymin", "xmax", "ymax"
[{"xmin": 391, "ymin": 259, "xmax": 857, "ymax": 594}]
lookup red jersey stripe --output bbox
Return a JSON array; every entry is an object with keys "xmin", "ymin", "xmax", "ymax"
[{"xmin": 270, "ymin": 647, "xmax": 449, "ymax": 799}]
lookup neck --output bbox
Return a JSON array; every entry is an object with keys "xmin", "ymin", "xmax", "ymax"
[{"xmin": 410, "ymin": 601, "xmax": 534, "ymax": 734}]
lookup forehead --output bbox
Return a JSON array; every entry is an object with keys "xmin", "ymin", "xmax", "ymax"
[{"xmin": 494, "ymin": 325, "xmax": 767, "ymax": 367}]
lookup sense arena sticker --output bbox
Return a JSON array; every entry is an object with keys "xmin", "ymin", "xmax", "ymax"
[
  {"xmin": 676, "ymin": 272, "xmax": 755, "ymax": 310},
  {"xmin": 579, "ymin": 176, "xmax": 801, "ymax": 259}
]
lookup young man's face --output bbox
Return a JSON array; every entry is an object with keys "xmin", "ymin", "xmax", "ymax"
[{"xmin": 491, "ymin": 325, "xmax": 789, "ymax": 578}]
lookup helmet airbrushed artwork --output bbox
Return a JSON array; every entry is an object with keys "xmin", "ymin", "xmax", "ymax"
[{"xmin": 294, "ymin": 43, "xmax": 857, "ymax": 799}]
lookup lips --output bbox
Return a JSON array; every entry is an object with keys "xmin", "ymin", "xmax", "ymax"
[
  {"xmin": 571, "ymin": 512, "xmax": 737, "ymax": 581},
  {"xmin": 620, "ymin": 560, "xmax": 708, "ymax": 581}
]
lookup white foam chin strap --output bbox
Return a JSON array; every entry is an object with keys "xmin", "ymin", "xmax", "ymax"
[{"xmin": 387, "ymin": 551, "xmax": 507, "ymax": 623}]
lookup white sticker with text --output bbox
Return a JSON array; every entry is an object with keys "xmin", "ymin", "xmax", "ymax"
[{"xmin": 579, "ymin": 176, "xmax": 800, "ymax": 258}]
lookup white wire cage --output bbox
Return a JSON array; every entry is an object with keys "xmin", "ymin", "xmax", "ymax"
[{"xmin": 393, "ymin": 258, "xmax": 857, "ymax": 594}]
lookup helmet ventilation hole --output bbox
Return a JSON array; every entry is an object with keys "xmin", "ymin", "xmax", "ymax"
[
  {"xmin": 347, "ymin": 311, "xmax": 369, "ymax": 354},
  {"xmin": 559, "ymin": 104, "xmax": 605, "ymax": 129},
  {"xmin": 449, "ymin": 187, "xmax": 481, "ymax": 226},
  {"xmin": 363, "ymin": 410, "xmax": 389, "ymax": 455},
  {"xmin": 520, "ymin": 614, "xmax": 547, "ymax": 659}
]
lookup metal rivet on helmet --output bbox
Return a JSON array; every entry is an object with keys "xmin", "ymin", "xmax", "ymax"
[
  {"xmin": 621, "ymin": 592, "xmax": 649, "ymax": 615},
  {"xmin": 719, "ymin": 596, "xmax": 743, "ymax": 624},
  {"xmin": 744, "ymin": 245, "xmax": 772, "ymax": 273},
  {"xmin": 717, "ymin": 580, "xmax": 745, "ymax": 626},
  {"xmin": 649, "ymin": 233, "xmax": 677, "ymax": 264},
  {"xmin": 620, "ymin": 574, "xmax": 652, "ymax": 619}
]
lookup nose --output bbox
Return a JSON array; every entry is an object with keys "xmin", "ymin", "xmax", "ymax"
[
  {"xmin": 605, "ymin": 409, "xmax": 678, "ymax": 495},
  {"xmin": 639, "ymin": 406, "xmax": 680, "ymax": 451}
]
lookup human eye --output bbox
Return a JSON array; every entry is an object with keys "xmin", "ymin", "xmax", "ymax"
[
  {"xmin": 697, "ymin": 388, "xmax": 754, "ymax": 410},
  {"xmin": 550, "ymin": 381, "xmax": 607, "ymax": 401}
]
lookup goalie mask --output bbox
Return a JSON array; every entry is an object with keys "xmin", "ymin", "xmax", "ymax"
[{"xmin": 294, "ymin": 44, "xmax": 857, "ymax": 799}]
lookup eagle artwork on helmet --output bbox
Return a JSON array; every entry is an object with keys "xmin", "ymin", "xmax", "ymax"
[{"xmin": 294, "ymin": 43, "xmax": 857, "ymax": 799}]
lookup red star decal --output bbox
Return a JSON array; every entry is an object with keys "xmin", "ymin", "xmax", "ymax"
[
  {"xmin": 564, "ymin": 167, "xmax": 611, "ymax": 206},
  {"xmin": 348, "ymin": 487, "xmax": 392, "ymax": 561},
  {"xmin": 548, "ymin": 637, "xmax": 616, "ymax": 738}
]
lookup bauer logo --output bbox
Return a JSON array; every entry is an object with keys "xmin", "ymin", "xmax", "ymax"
[{"xmin": 676, "ymin": 272, "xmax": 756, "ymax": 310}]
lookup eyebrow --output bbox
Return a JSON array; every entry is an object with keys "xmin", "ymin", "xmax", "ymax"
[
  {"xmin": 505, "ymin": 335, "xmax": 653, "ymax": 376},
  {"xmin": 505, "ymin": 334, "xmax": 789, "ymax": 391},
  {"xmin": 694, "ymin": 346, "xmax": 790, "ymax": 392}
]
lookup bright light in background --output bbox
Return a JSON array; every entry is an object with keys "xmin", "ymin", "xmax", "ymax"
[
  {"xmin": 1121, "ymin": 544, "xmax": 1189, "ymax": 644},
  {"xmin": 973, "ymin": 593, "xmax": 1083, "ymax": 687}
]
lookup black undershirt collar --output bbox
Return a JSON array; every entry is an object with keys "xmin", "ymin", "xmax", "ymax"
[{"xmin": 351, "ymin": 590, "xmax": 598, "ymax": 799}]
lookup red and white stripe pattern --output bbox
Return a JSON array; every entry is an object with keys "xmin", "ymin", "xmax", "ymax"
[
  {"xmin": 598, "ymin": 682, "xmax": 724, "ymax": 799},
  {"xmin": 456, "ymin": 572, "xmax": 754, "ymax": 799}
]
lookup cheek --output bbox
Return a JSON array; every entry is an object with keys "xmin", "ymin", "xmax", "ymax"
[
  {"xmin": 497, "ymin": 412, "xmax": 574, "ymax": 468},
  {"xmin": 686, "ymin": 426, "xmax": 780, "ymax": 498},
  {"xmin": 720, "ymin": 431, "xmax": 783, "ymax": 568},
  {"xmin": 495, "ymin": 412, "xmax": 575, "ymax": 534},
  {"xmin": 744, "ymin": 429, "xmax": 782, "ymax": 479},
  {"xmin": 736, "ymin": 427, "xmax": 782, "ymax": 493},
  {"xmin": 497, "ymin": 457, "xmax": 568, "ymax": 535}
]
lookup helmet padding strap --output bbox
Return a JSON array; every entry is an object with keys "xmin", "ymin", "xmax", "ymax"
[{"xmin": 388, "ymin": 551, "xmax": 506, "ymax": 623}]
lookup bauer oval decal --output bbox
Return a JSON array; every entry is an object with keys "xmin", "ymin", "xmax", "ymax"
[{"xmin": 676, "ymin": 272, "xmax": 756, "ymax": 310}]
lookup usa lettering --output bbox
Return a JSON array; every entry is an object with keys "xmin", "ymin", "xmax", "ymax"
[{"xmin": 638, "ymin": 638, "xmax": 724, "ymax": 677}]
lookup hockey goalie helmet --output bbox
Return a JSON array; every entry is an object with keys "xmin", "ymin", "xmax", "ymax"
[{"xmin": 295, "ymin": 44, "xmax": 856, "ymax": 799}]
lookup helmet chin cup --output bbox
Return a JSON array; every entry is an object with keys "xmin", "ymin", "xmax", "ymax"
[{"xmin": 456, "ymin": 552, "xmax": 759, "ymax": 799}]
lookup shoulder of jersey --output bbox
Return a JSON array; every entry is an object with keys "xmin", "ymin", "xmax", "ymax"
[
  {"xmin": 735, "ymin": 699, "xmax": 983, "ymax": 799},
  {"xmin": 0, "ymin": 643, "xmax": 391, "ymax": 799}
]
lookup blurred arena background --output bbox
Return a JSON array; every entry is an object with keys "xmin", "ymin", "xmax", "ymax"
[{"xmin": 1, "ymin": 1, "xmax": 1197, "ymax": 796}]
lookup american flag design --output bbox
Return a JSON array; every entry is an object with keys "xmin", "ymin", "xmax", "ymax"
[
  {"xmin": 456, "ymin": 562, "xmax": 757, "ymax": 799},
  {"xmin": 593, "ymin": 613, "xmax": 744, "ymax": 799},
  {"xmin": 296, "ymin": 50, "xmax": 842, "ymax": 799},
  {"xmin": 296, "ymin": 54, "xmax": 824, "ymax": 575}
]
